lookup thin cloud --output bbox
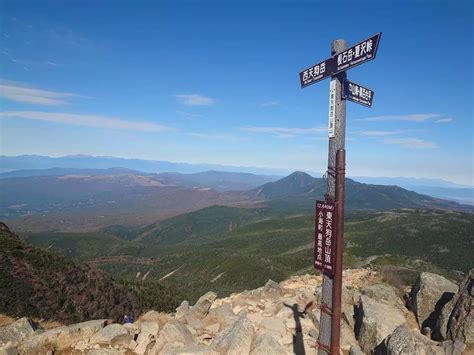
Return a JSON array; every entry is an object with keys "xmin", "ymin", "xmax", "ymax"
[
  {"xmin": 261, "ymin": 101, "xmax": 280, "ymax": 107},
  {"xmin": 176, "ymin": 94, "xmax": 214, "ymax": 106},
  {"xmin": 358, "ymin": 130, "xmax": 407, "ymax": 137},
  {"xmin": 176, "ymin": 110, "xmax": 203, "ymax": 119},
  {"xmin": 436, "ymin": 118, "xmax": 453, "ymax": 123},
  {"xmin": 383, "ymin": 137, "xmax": 438, "ymax": 149},
  {"xmin": 241, "ymin": 126, "xmax": 326, "ymax": 138},
  {"xmin": 187, "ymin": 132, "xmax": 237, "ymax": 140},
  {"xmin": 357, "ymin": 114, "xmax": 443, "ymax": 122},
  {"xmin": 0, "ymin": 111, "xmax": 170, "ymax": 132},
  {"xmin": 0, "ymin": 81, "xmax": 79, "ymax": 105}
]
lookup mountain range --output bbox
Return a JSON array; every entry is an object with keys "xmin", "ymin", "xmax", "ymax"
[
  {"xmin": 2, "ymin": 154, "xmax": 472, "ymax": 204},
  {"xmin": 2, "ymin": 169, "xmax": 470, "ymax": 232}
]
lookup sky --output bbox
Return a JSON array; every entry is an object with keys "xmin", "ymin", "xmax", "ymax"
[{"xmin": 0, "ymin": 0, "xmax": 472, "ymax": 185}]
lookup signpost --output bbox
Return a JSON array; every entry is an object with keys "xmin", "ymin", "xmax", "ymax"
[
  {"xmin": 332, "ymin": 33, "xmax": 381, "ymax": 75},
  {"xmin": 299, "ymin": 32, "xmax": 381, "ymax": 89},
  {"xmin": 343, "ymin": 80, "xmax": 374, "ymax": 107},
  {"xmin": 314, "ymin": 200, "xmax": 336, "ymax": 274},
  {"xmin": 300, "ymin": 58, "xmax": 334, "ymax": 88},
  {"xmin": 298, "ymin": 33, "xmax": 381, "ymax": 355}
]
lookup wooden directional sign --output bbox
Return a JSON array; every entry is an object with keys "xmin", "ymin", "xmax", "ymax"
[
  {"xmin": 343, "ymin": 80, "xmax": 374, "ymax": 107},
  {"xmin": 333, "ymin": 33, "xmax": 382, "ymax": 75},
  {"xmin": 299, "ymin": 33, "xmax": 381, "ymax": 88},
  {"xmin": 299, "ymin": 58, "xmax": 334, "ymax": 88},
  {"xmin": 314, "ymin": 200, "xmax": 337, "ymax": 275}
]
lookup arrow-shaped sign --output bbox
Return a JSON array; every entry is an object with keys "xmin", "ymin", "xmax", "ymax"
[
  {"xmin": 343, "ymin": 80, "xmax": 374, "ymax": 107},
  {"xmin": 299, "ymin": 33, "xmax": 382, "ymax": 89}
]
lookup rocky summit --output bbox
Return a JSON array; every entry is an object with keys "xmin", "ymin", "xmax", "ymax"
[{"xmin": 0, "ymin": 268, "xmax": 472, "ymax": 355}]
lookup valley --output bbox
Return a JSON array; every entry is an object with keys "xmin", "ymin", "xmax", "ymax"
[{"xmin": 1, "ymin": 167, "xmax": 473, "ymax": 318}]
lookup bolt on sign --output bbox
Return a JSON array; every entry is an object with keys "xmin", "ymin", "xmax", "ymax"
[
  {"xmin": 314, "ymin": 200, "xmax": 337, "ymax": 275},
  {"xmin": 343, "ymin": 80, "xmax": 374, "ymax": 107}
]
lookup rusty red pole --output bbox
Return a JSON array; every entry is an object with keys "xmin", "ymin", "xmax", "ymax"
[{"xmin": 330, "ymin": 149, "xmax": 346, "ymax": 354}]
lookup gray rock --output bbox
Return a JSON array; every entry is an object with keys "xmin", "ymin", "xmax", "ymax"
[
  {"xmin": 213, "ymin": 315, "xmax": 255, "ymax": 355},
  {"xmin": 343, "ymin": 306, "xmax": 356, "ymax": 329},
  {"xmin": 88, "ymin": 349, "xmax": 122, "ymax": 355},
  {"xmin": 90, "ymin": 323, "xmax": 133, "ymax": 346},
  {"xmin": 384, "ymin": 323, "xmax": 417, "ymax": 354},
  {"xmin": 361, "ymin": 283, "xmax": 401, "ymax": 305},
  {"xmin": 190, "ymin": 292, "xmax": 217, "ymax": 319},
  {"xmin": 349, "ymin": 343, "xmax": 365, "ymax": 355},
  {"xmin": 0, "ymin": 317, "xmax": 36, "ymax": 345},
  {"xmin": 176, "ymin": 300, "xmax": 190, "ymax": 321},
  {"xmin": 341, "ymin": 321, "xmax": 359, "ymax": 353},
  {"xmin": 208, "ymin": 303, "xmax": 238, "ymax": 328},
  {"xmin": 133, "ymin": 332, "xmax": 154, "ymax": 354},
  {"xmin": 263, "ymin": 280, "xmax": 283, "ymax": 297},
  {"xmin": 0, "ymin": 344, "xmax": 18, "ymax": 355},
  {"xmin": 355, "ymin": 295, "xmax": 406, "ymax": 353},
  {"xmin": 385, "ymin": 323, "xmax": 466, "ymax": 355},
  {"xmin": 438, "ymin": 269, "xmax": 473, "ymax": 346},
  {"xmin": 343, "ymin": 285, "xmax": 361, "ymax": 306},
  {"xmin": 161, "ymin": 343, "xmax": 219, "ymax": 355},
  {"xmin": 150, "ymin": 319, "xmax": 196, "ymax": 353},
  {"xmin": 87, "ymin": 348, "xmax": 123, "ymax": 355},
  {"xmin": 140, "ymin": 321, "xmax": 159, "ymax": 337},
  {"xmin": 407, "ymin": 272, "xmax": 458, "ymax": 331},
  {"xmin": 19, "ymin": 319, "xmax": 106, "ymax": 353},
  {"xmin": 250, "ymin": 333, "xmax": 287, "ymax": 354}
]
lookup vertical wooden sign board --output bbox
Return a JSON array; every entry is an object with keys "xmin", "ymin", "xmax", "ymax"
[{"xmin": 314, "ymin": 200, "xmax": 337, "ymax": 274}]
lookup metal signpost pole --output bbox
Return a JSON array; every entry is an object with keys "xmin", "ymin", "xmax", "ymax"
[
  {"xmin": 299, "ymin": 32, "xmax": 380, "ymax": 354},
  {"xmin": 317, "ymin": 39, "xmax": 347, "ymax": 355}
]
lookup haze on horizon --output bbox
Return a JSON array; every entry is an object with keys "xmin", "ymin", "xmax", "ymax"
[{"xmin": 0, "ymin": 0, "xmax": 472, "ymax": 186}]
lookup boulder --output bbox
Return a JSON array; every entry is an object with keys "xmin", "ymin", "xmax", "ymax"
[
  {"xmin": 88, "ymin": 349, "xmax": 123, "ymax": 355},
  {"xmin": 407, "ymin": 272, "xmax": 458, "ymax": 331},
  {"xmin": 343, "ymin": 285, "xmax": 361, "ymax": 306},
  {"xmin": 384, "ymin": 323, "xmax": 466, "ymax": 355},
  {"xmin": 261, "ymin": 317, "xmax": 286, "ymax": 336},
  {"xmin": 0, "ymin": 317, "xmax": 36, "ymax": 345},
  {"xmin": 361, "ymin": 283, "xmax": 401, "ymax": 305},
  {"xmin": 343, "ymin": 306, "xmax": 356, "ymax": 329},
  {"xmin": 250, "ymin": 333, "xmax": 287, "ymax": 354},
  {"xmin": 0, "ymin": 343, "xmax": 18, "ymax": 355},
  {"xmin": 341, "ymin": 321, "xmax": 359, "ymax": 353},
  {"xmin": 212, "ymin": 315, "xmax": 255, "ymax": 355},
  {"xmin": 140, "ymin": 321, "xmax": 159, "ymax": 337},
  {"xmin": 90, "ymin": 323, "xmax": 133, "ymax": 346},
  {"xmin": 139, "ymin": 310, "xmax": 171, "ymax": 327},
  {"xmin": 161, "ymin": 343, "xmax": 220, "ymax": 355},
  {"xmin": 149, "ymin": 319, "xmax": 196, "ymax": 353},
  {"xmin": 204, "ymin": 323, "xmax": 220, "ymax": 333},
  {"xmin": 189, "ymin": 292, "xmax": 217, "ymax": 319},
  {"xmin": 133, "ymin": 332, "xmax": 154, "ymax": 354},
  {"xmin": 438, "ymin": 269, "xmax": 473, "ymax": 346},
  {"xmin": 349, "ymin": 344, "xmax": 365, "ymax": 355},
  {"xmin": 355, "ymin": 295, "xmax": 406, "ymax": 353},
  {"xmin": 175, "ymin": 300, "xmax": 190, "ymax": 321},
  {"xmin": 207, "ymin": 302, "xmax": 238, "ymax": 328},
  {"xmin": 19, "ymin": 319, "xmax": 106, "ymax": 353},
  {"xmin": 263, "ymin": 280, "xmax": 283, "ymax": 297}
]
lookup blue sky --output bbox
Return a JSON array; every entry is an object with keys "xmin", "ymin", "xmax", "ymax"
[{"xmin": 0, "ymin": 0, "xmax": 472, "ymax": 185}]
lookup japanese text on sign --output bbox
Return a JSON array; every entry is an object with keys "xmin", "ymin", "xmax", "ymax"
[
  {"xmin": 328, "ymin": 80, "xmax": 336, "ymax": 138},
  {"xmin": 299, "ymin": 58, "xmax": 334, "ymax": 88},
  {"xmin": 343, "ymin": 80, "xmax": 374, "ymax": 107},
  {"xmin": 314, "ymin": 200, "xmax": 337, "ymax": 275},
  {"xmin": 334, "ymin": 33, "xmax": 381, "ymax": 74}
]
